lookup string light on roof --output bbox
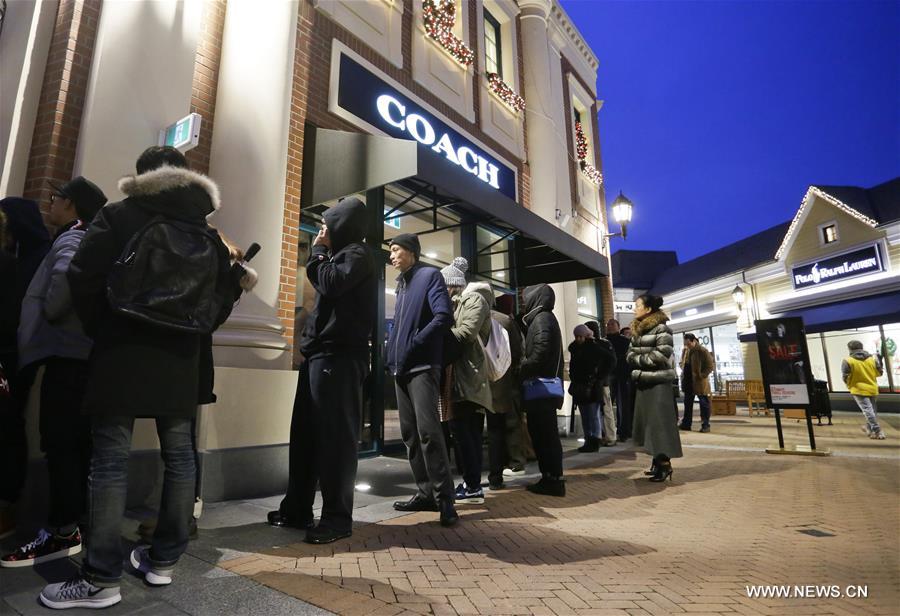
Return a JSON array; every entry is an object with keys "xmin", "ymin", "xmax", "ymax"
[
  {"xmin": 423, "ymin": 0, "xmax": 474, "ymax": 67},
  {"xmin": 774, "ymin": 186, "xmax": 879, "ymax": 260}
]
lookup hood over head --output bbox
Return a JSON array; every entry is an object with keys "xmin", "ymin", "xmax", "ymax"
[
  {"xmin": 324, "ymin": 197, "xmax": 367, "ymax": 252},
  {"xmin": 850, "ymin": 350, "xmax": 872, "ymax": 361},
  {"xmin": 118, "ymin": 165, "xmax": 221, "ymax": 222},
  {"xmin": 522, "ymin": 284, "xmax": 555, "ymax": 316},
  {"xmin": 0, "ymin": 197, "xmax": 51, "ymax": 253},
  {"xmin": 463, "ymin": 281, "xmax": 493, "ymax": 307}
]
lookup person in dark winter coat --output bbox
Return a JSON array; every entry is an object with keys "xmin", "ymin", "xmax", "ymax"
[
  {"xmin": 490, "ymin": 301, "xmax": 523, "ymax": 486},
  {"xmin": 605, "ymin": 319, "xmax": 633, "ymax": 440},
  {"xmin": 585, "ymin": 321, "xmax": 618, "ymax": 446},
  {"xmin": 386, "ymin": 233, "xmax": 458, "ymax": 527},
  {"xmin": 1, "ymin": 177, "xmax": 106, "ymax": 569},
  {"xmin": 628, "ymin": 294, "xmax": 682, "ymax": 483},
  {"xmin": 268, "ymin": 196, "xmax": 376, "ymax": 545},
  {"xmin": 679, "ymin": 333, "xmax": 715, "ymax": 433},
  {"xmin": 568, "ymin": 324, "xmax": 615, "ymax": 453},
  {"xmin": 0, "ymin": 197, "xmax": 51, "ymax": 535},
  {"xmin": 519, "ymin": 284, "xmax": 566, "ymax": 497},
  {"xmin": 40, "ymin": 147, "xmax": 239, "ymax": 610}
]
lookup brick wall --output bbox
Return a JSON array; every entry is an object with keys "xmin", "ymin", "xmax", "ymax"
[
  {"xmin": 23, "ymin": 0, "xmax": 102, "ymax": 229},
  {"xmin": 185, "ymin": 0, "xmax": 227, "ymax": 175}
]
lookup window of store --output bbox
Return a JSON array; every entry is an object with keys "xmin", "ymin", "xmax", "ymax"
[
  {"xmin": 819, "ymin": 222, "xmax": 839, "ymax": 245},
  {"xmin": 820, "ymin": 326, "xmax": 889, "ymax": 393},
  {"xmin": 881, "ymin": 323, "xmax": 900, "ymax": 392},
  {"xmin": 806, "ymin": 334, "xmax": 829, "ymax": 385},
  {"xmin": 710, "ymin": 323, "xmax": 743, "ymax": 391},
  {"xmin": 576, "ymin": 279, "xmax": 601, "ymax": 321},
  {"xmin": 484, "ymin": 8, "xmax": 502, "ymax": 77},
  {"xmin": 475, "ymin": 225, "xmax": 512, "ymax": 288}
]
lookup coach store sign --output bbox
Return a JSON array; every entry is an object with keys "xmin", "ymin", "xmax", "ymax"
[
  {"xmin": 335, "ymin": 52, "xmax": 517, "ymax": 200},
  {"xmin": 791, "ymin": 244, "xmax": 884, "ymax": 290}
]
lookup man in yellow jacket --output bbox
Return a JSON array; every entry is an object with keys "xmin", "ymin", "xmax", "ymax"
[{"xmin": 841, "ymin": 340, "xmax": 885, "ymax": 440}]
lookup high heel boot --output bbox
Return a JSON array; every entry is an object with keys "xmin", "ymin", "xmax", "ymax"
[{"xmin": 648, "ymin": 454, "xmax": 673, "ymax": 482}]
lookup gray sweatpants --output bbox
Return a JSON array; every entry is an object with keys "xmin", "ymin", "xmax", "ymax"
[{"xmin": 396, "ymin": 367, "xmax": 455, "ymax": 502}]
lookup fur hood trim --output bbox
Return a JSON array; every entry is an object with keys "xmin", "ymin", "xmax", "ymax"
[
  {"xmin": 118, "ymin": 165, "xmax": 221, "ymax": 212},
  {"xmin": 630, "ymin": 310, "xmax": 670, "ymax": 336},
  {"xmin": 239, "ymin": 265, "xmax": 259, "ymax": 292}
]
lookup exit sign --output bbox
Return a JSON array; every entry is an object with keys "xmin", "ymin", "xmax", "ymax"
[{"xmin": 158, "ymin": 113, "xmax": 201, "ymax": 152}]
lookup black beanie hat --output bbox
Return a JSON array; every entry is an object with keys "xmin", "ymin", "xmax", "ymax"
[{"xmin": 390, "ymin": 233, "xmax": 420, "ymax": 259}]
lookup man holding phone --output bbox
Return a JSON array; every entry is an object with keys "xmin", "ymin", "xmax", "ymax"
[{"xmin": 268, "ymin": 196, "xmax": 376, "ymax": 544}]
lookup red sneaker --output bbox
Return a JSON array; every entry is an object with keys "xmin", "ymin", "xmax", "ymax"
[{"xmin": 0, "ymin": 528, "xmax": 82, "ymax": 568}]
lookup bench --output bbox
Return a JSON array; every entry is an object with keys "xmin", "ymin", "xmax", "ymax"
[{"xmin": 724, "ymin": 380, "xmax": 771, "ymax": 416}]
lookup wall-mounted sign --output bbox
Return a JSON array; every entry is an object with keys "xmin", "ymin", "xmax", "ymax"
[
  {"xmin": 755, "ymin": 317, "xmax": 813, "ymax": 406},
  {"xmin": 614, "ymin": 301, "xmax": 635, "ymax": 313},
  {"xmin": 336, "ymin": 53, "xmax": 517, "ymax": 200},
  {"xmin": 158, "ymin": 113, "xmax": 201, "ymax": 152},
  {"xmin": 791, "ymin": 244, "xmax": 883, "ymax": 290}
]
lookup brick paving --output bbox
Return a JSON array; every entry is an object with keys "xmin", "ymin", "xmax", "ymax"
[{"xmin": 219, "ymin": 413, "xmax": 900, "ymax": 616}]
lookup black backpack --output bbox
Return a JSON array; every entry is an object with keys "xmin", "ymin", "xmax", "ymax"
[{"xmin": 107, "ymin": 216, "xmax": 224, "ymax": 334}]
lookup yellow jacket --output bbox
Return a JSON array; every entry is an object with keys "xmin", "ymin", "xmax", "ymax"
[{"xmin": 842, "ymin": 352, "xmax": 882, "ymax": 397}]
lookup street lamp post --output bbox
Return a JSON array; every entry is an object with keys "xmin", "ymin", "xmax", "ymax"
[{"xmin": 603, "ymin": 191, "xmax": 633, "ymax": 240}]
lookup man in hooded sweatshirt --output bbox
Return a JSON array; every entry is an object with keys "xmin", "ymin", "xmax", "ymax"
[
  {"xmin": 268, "ymin": 196, "xmax": 376, "ymax": 544},
  {"xmin": 519, "ymin": 284, "xmax": 565, "ymax": 497},
  {"xmin": 842, "ymin": 340, "xmax": 886, "ymax": 440},
  {"xmin": 2, "ymin": 177, "xmax": 106, "ymax": 569},
  {"xmin": 40, "ymin": 147, "xmax": 238, "ymax": 609}
]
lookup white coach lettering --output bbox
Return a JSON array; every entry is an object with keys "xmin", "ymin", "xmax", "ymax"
[
  {"xmin": 405, "ymin": 114, "xmax": 436, "ymax": 145},
  {"xmin": 477, "ymin": 156, "xmax": 500, "ymax": 189},
  {"xmin": 376, "ymin": 94, "xmax": 406, "ymax": 130},
  {"xmin": 457, "ymin": 147, "xmax": 479, "ymax": 175},
  {"xmin": 432, "ymin": 134, "xmax": 460, "ymax": 165}
]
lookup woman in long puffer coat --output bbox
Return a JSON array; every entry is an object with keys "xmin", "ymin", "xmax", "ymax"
[{"xmin": 627, "ymin": 293, "xmax": 683, "ymax": 482}]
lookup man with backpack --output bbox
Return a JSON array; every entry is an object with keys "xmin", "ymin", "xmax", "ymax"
[{"xmin": 40, "ymin": 147, "xmax": 239, "ymax": 609}]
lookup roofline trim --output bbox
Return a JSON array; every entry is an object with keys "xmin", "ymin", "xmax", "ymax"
[{"xmin": 774, "ymin": 186, "xmax": 879, "ymax": 261}]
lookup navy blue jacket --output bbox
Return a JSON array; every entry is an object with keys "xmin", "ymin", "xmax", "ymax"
[{"xmin": 386, "ymin": 263, "xmax": 452, "ymax": 376}]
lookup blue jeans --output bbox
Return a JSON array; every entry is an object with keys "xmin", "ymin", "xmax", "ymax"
[
  {"xmin": 82, "ymin": 416, "xmax": 195, "ymax": 586},
  {"xmin": 852, "ymin": 395, "xmax": 880, "ymax": 433},
  {"xmin": 681, "ymin": 390, "xmax": 710, "ymax": 429},
  {"xmin": 576, "ymin": 402, "xmax": 601, "ymax": 438}
]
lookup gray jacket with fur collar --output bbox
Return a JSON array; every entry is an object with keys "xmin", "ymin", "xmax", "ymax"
[{"xmin": 627, "ymin": 310, "xmax": 677, "ymax": 387}]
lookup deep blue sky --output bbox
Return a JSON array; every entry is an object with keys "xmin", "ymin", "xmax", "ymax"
[{"xmin": 560, "ymin": 0, "xmax": 900, "ymax": 262}]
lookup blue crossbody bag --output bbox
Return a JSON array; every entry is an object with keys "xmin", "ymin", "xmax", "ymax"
[{"xmin": 522, "ymin": 350, "xmax": 564, "ymax": 401}]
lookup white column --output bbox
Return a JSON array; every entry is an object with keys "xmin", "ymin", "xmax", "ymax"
[{"xmin": 207, "ymin": 0, "xmax": 300, "ymax": 370}]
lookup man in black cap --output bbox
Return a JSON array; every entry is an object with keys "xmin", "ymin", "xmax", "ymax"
[
  {"xmin": 1, "ymin": 177, "xmax": 106, "ymax": 569},
  {"xmin": 385, "ymin": 233, "xmax": 458, "ymax": 526},
  {"xmin": 268, "ymin": 196, "xmax": 376, "ymax": 544}
]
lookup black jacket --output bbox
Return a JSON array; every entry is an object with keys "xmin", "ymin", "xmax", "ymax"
[
  {"xmin": 386, "ymin": 263, "xmax": 453, "ymax": 376},
  {"xmin": 608, "ymin": 333, "xmax": 631, "ymax": 381},
  {"xmin": 68, "ymin": 166, "xmax": 235, "ymax": 417},
  {"xmin": 299, "ymin": 198, "xmax": 376, "ymax": 360},
  {"xmin": 519, "ymin": 284, "xmax": 563, "ymax": 383},
  {"xmin": 568, "ymin": 338, "xmax": 616, "ymax": 403}
]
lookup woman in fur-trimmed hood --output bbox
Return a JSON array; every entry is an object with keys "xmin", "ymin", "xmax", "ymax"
[
  {"xmin": 627, "ymin": 293, "xmax": 682, "ymax": 482},
  {"xmin": 68, "ymin": 148, "xmax": 239, "ymax": 418}
]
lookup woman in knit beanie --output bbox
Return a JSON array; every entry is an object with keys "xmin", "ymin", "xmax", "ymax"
[{"xmin": 441, "ymin": 257, "xmax": 468, "ymax": 291}]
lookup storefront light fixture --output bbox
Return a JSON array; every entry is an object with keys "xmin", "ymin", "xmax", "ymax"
[
  {"xmin": 732, "ymin": 284, "xmax": 746, "ymax": 310},
  {"xmin": 604, "ymin": 191, "xmax": 633, "ymax": 240}
]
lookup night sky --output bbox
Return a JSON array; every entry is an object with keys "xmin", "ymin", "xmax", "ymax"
[{"xmin": 560, "ymin": 0, "xmax": 900, "ymax": 262}]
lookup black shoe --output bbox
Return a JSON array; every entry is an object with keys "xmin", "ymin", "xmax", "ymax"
[
  {"xmin": 577, "ymin": 437, "xmax": 600, "ymax": 453},
  {"xmin": 304, "ymin": 526, "xmax": 351, "ymax": 544},
  {"xmin": 267, "ymin": 511, "xmax": 314, "ymax": 529},
  {"xmin": 678, "ymin": 424, "xmax": 691, "ymax": 431},
  {"xmin": 489, "ymin": 480, "xmax": 505, "ymax": 490},
  {"xmin": 393, "ymin": 495, "xmax": 440, "ymax": 512},
  {"xmin": 439, "ymin": 499, "xmax": 459, "ymax": 527},
  {"xmin": 700, "ymin": 426, "xmax": 710, "ymax": 433},
  {"xmin": 526, "ymin": 476, "xmax": 566, "ymax": 497},
  {"xmin": 648, "ymin": 455, "xmax": 673, "ymax": 482}
]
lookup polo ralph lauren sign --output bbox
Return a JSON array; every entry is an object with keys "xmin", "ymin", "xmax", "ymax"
[
  {"xmin": 791, "ymin": 244, "xmax": 884, "ymax": 290},
  {"xmin": 336, "ymin": 53, "xmax": 517, "ymax": 200}
]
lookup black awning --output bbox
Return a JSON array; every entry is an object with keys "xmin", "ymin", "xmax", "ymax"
[
  {"xmin": 302, "ymin": 126, "xmax": 608, "ymax": 285},
  {"xmin": 412, "ymin": 144, "xmax": 608, "ymax": 285},
  {"xmin": 738, "ymin": 290, "xmax": 900, "ymax": 342}
]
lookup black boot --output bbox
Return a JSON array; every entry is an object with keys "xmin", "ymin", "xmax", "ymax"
[
  {"xmin": 643, "ymin": 458, "xmax": 658, "ymax": 476},
  {"xmin": 527, "ymin": 475, "xmax": 566, "ymax": 497},
  {"xmin": 649, "ymin": 455, "xmax": 673, "ymax": 482},
  {"xmin": 578, "ymin": 436, "xmax": 600, "ymax": 453}
]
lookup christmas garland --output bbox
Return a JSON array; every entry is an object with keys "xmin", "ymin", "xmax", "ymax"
[
  {"xmin": 423, "ymin": 0, "xmax": 474, "ymax": 67},
  {"xmin": 575, "ymin": 121, "xmax": 602, "ymax": 185},
  {"xmin": 486, "ymin": 72, "xmax": 525, "ymax": 112}
]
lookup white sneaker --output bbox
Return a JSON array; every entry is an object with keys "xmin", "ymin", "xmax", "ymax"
[
  {"xmin": 130, "ymin": 545, "xmax": 174, "ymax": 585},
  {"xmin": 40, "ymin": 577, "xmax": 121, "ymax": 609},
  {"xmin": 871, "ymin": 430, "xmax": 886, "ymax": 440},
  {"xmin": 503, "ymin": 466, "xmax": 526, "ymax": 477}
]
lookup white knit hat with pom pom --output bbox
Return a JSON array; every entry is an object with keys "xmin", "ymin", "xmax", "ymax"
[{"xmin": 440, "ymin": 256, "xmax": 468, "ymax": 287}]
